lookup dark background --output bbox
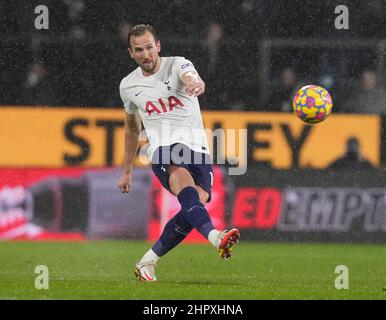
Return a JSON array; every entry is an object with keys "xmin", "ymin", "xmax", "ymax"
[{"xmin": 1, "ymin": 0, "xmax": 385, "ymax": 112}]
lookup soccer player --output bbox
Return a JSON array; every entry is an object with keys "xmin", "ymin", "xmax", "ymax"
[{"xmin": 118, "ymin": 24, "xmax": 240, "ymax": 282}]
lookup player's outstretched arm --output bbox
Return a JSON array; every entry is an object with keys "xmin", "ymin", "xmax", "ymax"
[
  {"xmin": 181, "ymin": 71, "xmax": 205, "ymax": 97},
  {"xmin": 118, "ymin": 112, "xmax": 141, "ymax": 193}
]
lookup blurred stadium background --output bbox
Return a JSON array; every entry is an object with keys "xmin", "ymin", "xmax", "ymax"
[{"xmin": 1, "ymin": 0, "xmax": 386, "ymax": 299}]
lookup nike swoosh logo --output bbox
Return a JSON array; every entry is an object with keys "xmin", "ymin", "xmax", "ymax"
[{"xmin": 135, "ymin": 91, "xmax": 143, "ymax": 96}]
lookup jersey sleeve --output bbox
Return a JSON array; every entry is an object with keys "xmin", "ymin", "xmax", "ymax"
[
  {"xmin": 119, "ymin": 81, "xmax": 138, "ymax": 114},
  {"xmin": 172, "ymin": 57, "xmax": 197, "ymax": 79}
]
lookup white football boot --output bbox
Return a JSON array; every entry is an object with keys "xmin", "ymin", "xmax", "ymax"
[{"xmin": 134, "ymin": 260, "xmax": 157, "ymax": 282}]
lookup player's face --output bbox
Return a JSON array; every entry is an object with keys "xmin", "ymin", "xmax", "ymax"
[{"xmin": 129, "ymin": 31, "xmax": 161, "ymax": 75}]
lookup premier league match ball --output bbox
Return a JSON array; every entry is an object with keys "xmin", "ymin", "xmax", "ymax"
[{"xmin": 292, "ymin": 85, "xmax": 333, "ymax": 124}]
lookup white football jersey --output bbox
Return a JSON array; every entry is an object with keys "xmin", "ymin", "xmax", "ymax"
[{"xmin": 119, "ymin": 56, "xmax": 210, "ymax": 159}]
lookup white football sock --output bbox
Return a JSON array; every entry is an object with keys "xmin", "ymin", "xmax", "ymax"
[
  {"xmin": 208, "ymin": 229, "xmax": 221, "ymax": 248},
  {"xmin": 140, "ymin": 249, "xmax": 160, "ymax": 264}
]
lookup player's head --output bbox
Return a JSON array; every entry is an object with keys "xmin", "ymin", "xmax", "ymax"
[{"xmin": 128, "ymin": 24, "xmax": 161, "ymax": 74}]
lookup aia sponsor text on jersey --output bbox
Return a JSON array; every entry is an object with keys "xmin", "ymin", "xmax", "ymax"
[{"xmin": 145, "ymin": 96, "xmax": 184, "ymax": 116}]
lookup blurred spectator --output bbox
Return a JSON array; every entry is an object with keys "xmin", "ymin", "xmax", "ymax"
[
  {"xmin": 228, "ymin": 0, "xmax": 261, "ymax": 110},
  {"xmin": 319, "ymin": 53, "xmax": 335, "ymax": 91},
  {"xmin": 225, "ymin": 0, "xmax": 259, "ymax": 37},
  {"xmin": 118, "ymin": 22, "xmax": 132, "ymax": 46},
  {"xmin": 267, "ymin": 67, "xmax": 300, "ymax": 112},
  {"xmin": 66, "ymin": 0, "xmax": 86, "ymax": 40},
  {"xmin": 199, "ymin": 22, "xmax": 233, "ymax": 110},
  {"xmin": 163, "ymin": 0, "xmax": 199, "ymax": 36},
  {"xmin": 205, "ymin": 22, "xmax": 224, "ymax": 76},
  {"xmin": 327, "ymin": 137, "xmax": 375, "ymax": 170},
  {"xmin": 19, "ymin": 61, "xmax": 58, "ymax": 106},
  {"xmin": 341, "ymin": 70, "xmax": 386, "ymax": 114},
  {"xmin": 99, "ymin": 21, "xmax": 137, "ymax": 107}
]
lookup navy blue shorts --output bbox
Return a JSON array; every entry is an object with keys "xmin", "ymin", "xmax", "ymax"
[{"xmin": 151, "ymin": 143, "xmax": 214, "ymax": 202}]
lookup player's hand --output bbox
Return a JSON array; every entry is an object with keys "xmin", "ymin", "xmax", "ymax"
[
  {"xmin": 117, "ymin": 173, "xmax": 132, "ymax": 193},
  {"xmin": 185, "ymin": 76, "xmax": 205, "ymax": 97}
]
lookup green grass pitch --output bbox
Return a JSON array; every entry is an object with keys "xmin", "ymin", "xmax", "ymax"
[{"xmin": 0, "ymin": 241, "xmax": 385, "ymax": 300}]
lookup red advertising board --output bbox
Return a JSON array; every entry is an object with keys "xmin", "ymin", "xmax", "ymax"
[{"xmin": 0, "ymin": 168, "xmax": 97, "ymax": 241}]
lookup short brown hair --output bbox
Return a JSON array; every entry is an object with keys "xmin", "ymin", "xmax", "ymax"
[{"xmin": 128, "ymin": 24, "xmax": 158, "ymax": 48}]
